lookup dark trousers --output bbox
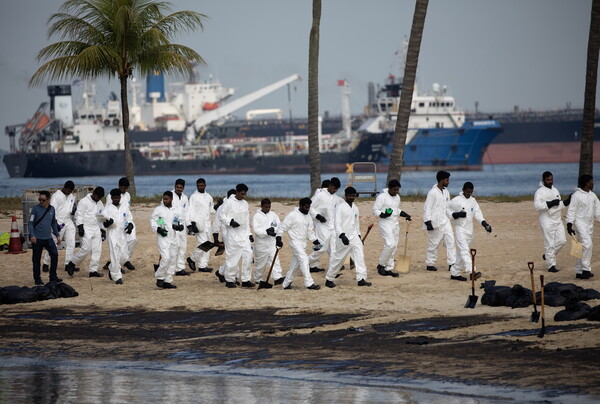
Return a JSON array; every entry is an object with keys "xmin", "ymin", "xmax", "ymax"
[{"xmin": 32, "ymin": 238, "xmax": 58, "ymax": 282}]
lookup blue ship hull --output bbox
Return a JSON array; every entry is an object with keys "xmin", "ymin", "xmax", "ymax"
[{"xmin": 378, "ymin": 120, "xmax": 502, "ymax": 170}]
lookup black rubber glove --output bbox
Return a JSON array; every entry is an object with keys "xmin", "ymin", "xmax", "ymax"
[
  {"xmin": 188, "ymin": 221, "xmax": 199, "ymax": 234},
  {"xmin": 126, "ymin": 222, "xmax": 134, "ymax": 234},
  {"xmin": 425, "ymin": 221, "xmax": 434, "ymax": 231},
  {"xmin": 276, "ymin": 236, "xmax": 283, "ymax": 248},
  {"xmin": 379, "ymin": 211, "xmax": 392, "ymax": 218},
  {"xmin": 339, "ymin": 233, "xmax": 350, "ymax": 245},
  {"xmin": 230, "ymin": 219, "xmax": 240, "ymax": 228},
  {"xmin": 266, "ymin": 227, "xmax": 276, "ymax": 237},
  {"xmin": 481, "ymin": 220, "xmax": 492, "ymax": 233},
  {"xmin": 78, "ymin": 224, "xmax": 85, "ymax": 237},
  {"xmin": 172, "ymin": 224, "xmax": 184, "ymax": 231},
  {"xmin": 546, "ymin": 199, "xmax": 560, "ymax": 209},
  {"xmin": 563, "ymin": 193, "xmax": 572, "ymax": 207},
  {"xmin": 400, "ymin": 211, "xmax": 412, "ymax": 221},
  {"xmin": 103, "ymin": 218, "xmax": 114, "ymax": 228},
  {"xmin": 567, "ymin": 223, "xmax": 576, "ymax": 236},
  {"xmin": 100, "ymin": 229, "xmax": 106, "ymax": 241},
  {"xmin": 452, "ymin": 211, "xmax": 467, "ymax": 219},
  {"xmin": 157, "ymin": 227, "xmax": 168, "ymax": 237},
  {"xmin": 249, "ymin": 235, "xmax": 254, "ymax": 243},
  {"xmin": 213, "ymin": 233, "xmax": 220, "ymax": 244},
  {"xmin": 315, "ymin": 214, "xmax": 327, "ymax": 223}
]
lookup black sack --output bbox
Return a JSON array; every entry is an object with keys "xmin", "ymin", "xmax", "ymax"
[
  {"xmin": 554, "ymin": 302, "xmax": 591, "ymax": 322},
  {"xmin": 31, "ymin": 285, "xmax": 58, "ymax": 301},
  {"xmin": 0, "ymin": 286, "xmax": 38, "ymax": 305}
]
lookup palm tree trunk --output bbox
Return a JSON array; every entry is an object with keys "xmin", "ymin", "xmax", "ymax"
[
  {"xmin": 579, "ymin": 0, "xmax": 600, "ymax": 177},
  {"xmin": 386, "ymin": 0, "xmax": 429, "ymax": 184},
  {"xmin": 120, "ymin": 75, "xmax": 137, "ymax": 196},
  {"xmin": 308, "ymin": 0, "xmax": 322, "ymax": 195}
]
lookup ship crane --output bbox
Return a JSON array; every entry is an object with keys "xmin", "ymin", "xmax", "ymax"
[{"xmin": 186, "ymin": 74, "xmax": 302, "ymax": 144}]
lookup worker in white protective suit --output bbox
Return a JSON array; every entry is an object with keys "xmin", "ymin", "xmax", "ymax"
[
  {"xmin": 533, "ymin": 171, "xmax": 569, "ymax": 273},
  {"xmin": 277, "ymin": 198, "xmax": 321, "ymax": 290},
  {"xmin": 325, "ymin": 187, "xmax": 371, "ymax": 287},
  {"xmin": 252, "ymin": 198, "xmax": 284, "ymax": 286},
  {"xmin": 566, "ymin": 174, "xmax": 600, "ymax": 280},
  {"xmin": 67, "ymin": 187, "xmax": 105, "ymax": 278},
  {"xmin": 169, "ymin": 179, "xmax": 190, "ymax": 277},
  {"xmin": 187, "ymin": 178, "xmax": 214, "ymax": 273},
  {"xmin": 448, "ymin": 182, "xmax": 492, "ymax": 281},
  {"xmin": 43, "ymin": 180, "xmax": 76, "ymax": 273},
  {"xmin": 220, "ymin": 184, "xmax": 254, "ymax": 288},
  {"xmin": 151, "ymin": 191, "xmax": 183, "ymax": 289},
  {"xmin": 423, "ymin": 171, "xmax": 457, "ymax": 273},
  {"xmin": 101, "ymin": 188, "xmax": 134, "ymax": 284},
  {"xmin": 372, "ymin": 179, "xmax": 412, "ymax": 277},
  {"xmin": 213, "ymin": 189, "xmax": 237, "ymax": 283},
  {"xmin": 308, "ymin": 177, "xmax": 341, "ymax": 273},
  {"xmin": 104, "ymin": 177, "xmax": 137, "ymax": 271}
]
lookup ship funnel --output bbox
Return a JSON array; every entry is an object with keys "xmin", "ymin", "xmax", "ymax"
[{"xmin": 146, "ymin": 71, "xmax": 165, "ymax": 102}]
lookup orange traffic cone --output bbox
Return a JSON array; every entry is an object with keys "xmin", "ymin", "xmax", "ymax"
[{"xmin": 5, "ymin": 216, "xmax": 26, "ymax": 254}]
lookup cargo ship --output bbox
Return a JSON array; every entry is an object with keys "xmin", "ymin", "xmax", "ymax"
[{"xmin": 3, "ymin": 67, "xmax": 501, "ymax": 177}]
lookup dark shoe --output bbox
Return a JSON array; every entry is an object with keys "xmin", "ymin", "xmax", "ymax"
[
  {"xmin": 162, "ymin": 282, "xmax": 177, "ymax": 289},
  {"xmin": 115, "ymin": 279, "xmax": 123, "ymax": 285},
  {"xmin": 156, "ymin": 280, "xmax": 164, "ymax": 288},
  {"xmin": 34, "ymin": 279, "xmax": 44, "ymax": 285},
  {"xmin": 42, "ymin": 264, "xmax": 49, "ymax": 273},
  {"xmin": 357, "ymin": 279, "xmax": 372, "ymax": 286},
  {"xmin": 216, "ymin": 271, "xmax": 225, "ymax": 283},
  {"xmin": 469, "ymin": 272, "xmax": 482, "ymax": 280},
  {"xmin": 198, "ymin": 267, "xmax": 213, "ymax": 273},
  {"xmin": 186, "ymin": 257, "xmax": 197, "ymax": 272},
  {"xmin": 576, "ymin": 271, "xmax": 593, "ymax": 279},
  {"xmin": 66, "ymin": 261, "xmax": 75, "ymax": 276},
  {"xmin": 89, "ymin": 271, "xmax": 104, "ymax": 278},
  {"xmin": 274, "ymin": 277, "xmax": 284, "ymax": 285},
  {"xmin": 325, "ymin": 280, "xmax": 336, "ymax": 288},
  {"xmin": 387, "ymin": 270, "xmax": 400, "ymax": 278},
  {"xmin": 426, "ymin": 266, "xmax": 438, "ymax": 272},
  {"xmin": 283, "ymin": 284, "xmax": 292, "ymax": 290},
  {"xmin": 124, "ymin": 261, "xmax": 136, "ymax": 271},
  {"xmin": 50, "ymin": 277, "xmax": 63, "ymax": 283},
  {"xmin": 309, "ymin": 266, "xmax": 325, "ymax": 273},
  {"xmin": 225, "ymin": 281, "xmax": 237, "ymax": 288},
  {"xmin": 451, "ymin": 275, "xmax": 467, "ymax": 281},
  {"xmin": 307, "ymin": 284, "xmax": 320, "ymax": 290},
  {"xmin": 548, "ymin": 266, "xmax": 559, "ymax": 273},
  {"xmin": 103, "ymin": 261, "xmax": 111, "ymax": 270},
  {"xmin": 241, "ymin": 281, "xmax": 255, "ymax": 288},
  {"xmin": 377, "ymin": 264, "xmax": 387, "ymax": 276},
  {"xmin": 175, "ymin": 270, "xmax": 190, "ymax": 276}
]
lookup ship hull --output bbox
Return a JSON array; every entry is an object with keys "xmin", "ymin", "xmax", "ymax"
[{"xmin": 3, "ymin": 122, "xmax": 500, "ymax": 178}]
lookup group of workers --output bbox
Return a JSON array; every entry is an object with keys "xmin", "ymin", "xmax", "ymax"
[{"xmin": 27, "ymin": 170, "xmax": 598, "ymax": 289}]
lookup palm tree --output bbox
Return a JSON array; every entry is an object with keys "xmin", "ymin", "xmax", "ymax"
[
  {"xmin": 579, "ymin": 0, "xmax": 600, "ymax": 177},
  {"xmin": 29, "ymin": 0, "xmax": 207, "ymax": 195},
  {"xmin": 386, "ymin": 0, "xmax": 429, "ymax": 185},
  {"xmin": 307, "ymin": 0, "xmax": 322, "ymax": 195}
]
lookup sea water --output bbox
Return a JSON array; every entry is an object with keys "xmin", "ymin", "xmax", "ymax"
[
  {"xmin": 0, "ymin": 357, "xmax": 594, "ymax": 403},
  {"xmin": 1, "ymin": 162, "xmax": 599, "ymax": 198}
]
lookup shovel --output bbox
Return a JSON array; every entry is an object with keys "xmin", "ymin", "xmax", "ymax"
[
  {"xmin": 257, "ymin": 247, "xmax": 281, "ymax": 290},
  {"xmin": 214, "ymin": 242, "xmax": 225, "ymax": 256},
  {"xmin": 528, "ymin": 262, "xmax": 540, "ymax": 323},
  {"xmin": 465, "ymin": 248, "xmax": 478, "ymax": 308},
  {"xmin": 347, "ymin": 223, "xmax": 374, "ymax": 270},
  {"xmin": 537, "ymin": 274, "xmax": 546, "ymax": 338},
  {"xmin": 395, "ymin": 221, "xmax": 411, "ymax": 273},
  {"xmin": 197, "ymin": 240, "xmax": 215, "ymax": 252}
]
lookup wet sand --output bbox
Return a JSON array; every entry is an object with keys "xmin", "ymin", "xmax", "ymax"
[{"xmin": 1, "ymin": 200, "xmax": 599, "ymax": 397}]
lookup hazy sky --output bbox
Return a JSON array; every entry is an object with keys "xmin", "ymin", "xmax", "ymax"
[{"xmin": 0, "ymin": 0, "xmax": 596, "ymax": 151}]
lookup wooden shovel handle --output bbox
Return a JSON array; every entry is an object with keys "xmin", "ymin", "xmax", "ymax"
[
  {"xmin": 361, "ymin": 223, "xmax": 374, "ymax": 244},
  {"xmin": 539, "ymin": 274, "xmax": 545, "ymax": 320},
  {"xmin": 470, "ymin": 248, "xmax": 476, "ymax": 258},
  {"xmin": 528, "ymin": 261, "xmax": 534, "ymax": 270},
  {"xmin": 529, "ymin": 263, "xmax": 537, "ymax": 305}
]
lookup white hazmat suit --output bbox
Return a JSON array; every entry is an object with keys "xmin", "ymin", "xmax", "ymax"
[
  {"xmin": 187, "ymin": 190, "xmax": 214, "ymax": 270},
  {"xmin": 171, "ymin": 190, "xmax": 189, "ymax": 272},
  {"xmin": 566, "ymin": 187, "xmax": 600, "ymax": 275},
  {"xmin": 150, "ymin": 204, "xmax": 181, "ymax": 284},
  {"xmin": 449, "ymin": 192, "xmax": 487, "ymax": 275},
  {"xmin": 278, "ymin": 208, "xmax": 317, "ymax": 288},
  {"xmin": 252, "ymin": 208, "xmax": 283, "ymax": 283},
  {"xmin": 101, "ymin": 203, "xmax": 132, "ymax": 281},
  {"xmin": 71, "ymin": 194, "xmax": 104, "ymax": 273},
  {"xmin": 43, "ymin": 189, "xmax": 76, "ymax": 267},
  {"xmin": 533, "ymin": 182, "xmax": 567, "ymax": 270},
  {"xmin": 423, "ymin": 184, "xmax": 456, "ymax": 271},
  {"xmin": 308, "ymin": 190, "xmax": 339, "ymax": 269},
  {"xmin": 372, "ymin": 188, "xmax": 408, "ymax": 271},
  {"xmin": 220, "ymin": 195, "xmax": 253, "ymax": 283},
  {"xmin": 106, "ymin": 191, "xmax": 137, "ymax": 263}
]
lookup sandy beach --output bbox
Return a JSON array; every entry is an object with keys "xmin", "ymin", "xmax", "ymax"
[{"xmin": 1, "ymin": 199, "xmax": 599, "ymax": 397}]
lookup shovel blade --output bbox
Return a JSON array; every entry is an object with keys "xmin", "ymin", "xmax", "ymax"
[
  {"xmin": 395, "ymin": 256, "xmax": 410, "ymax": 273},
  {"xmin": 197, "ymin": 241, "xmax": 215, "ymax": 252},
  {"xmin": 257, "ymin": 281, "xmax": 273, "ymax": 290},
  {"xmin": 465, "ymin": 294, "xmax": 478, "ymax": 309},
  {"xmin": 530, "ymin": 311, "xmax": 540, "ymax": 323},
  {"xmin": 537, "ymin": 319, "xmax": 546, "ymax": 338}
]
